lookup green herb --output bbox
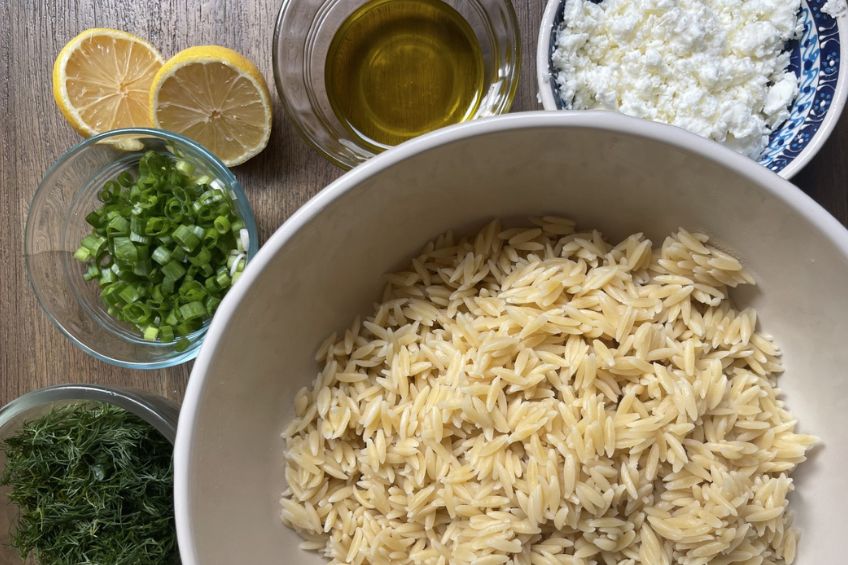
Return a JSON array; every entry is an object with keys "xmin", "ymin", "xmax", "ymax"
[
  {"xmin": 1, "ymin": 403, "xmax": 177, "ymax": 565},
  {"xmin": 74, "ymin": 150, "xmax": 249, "ymax": 349}
]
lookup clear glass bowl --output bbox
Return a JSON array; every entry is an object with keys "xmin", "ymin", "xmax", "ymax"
[
  {"xmin": 273, "ymin": 0, "xmax": 521, "ymax": 169},
  {"xmin": 25, "ymin": 128, "xmax": 259, "ymax": 369},
  {"xmin": 0, "ymin": 385, "xmax": 179, "ymax": 565}
]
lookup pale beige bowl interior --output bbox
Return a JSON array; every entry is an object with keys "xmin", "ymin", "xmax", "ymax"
[{"xmin": 176, "ymin": 112, "xmax": 848, "ymax": 564}]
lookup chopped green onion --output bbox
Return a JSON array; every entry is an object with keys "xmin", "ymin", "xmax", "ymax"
[
  {"xmin": 173, "ymin": 225, "xmax": 201, "ymax": 252},
  {"xmin": 159, "ymin": 325, "xmax": 175, "ymax": 342},
  {"xmin": 161, "ymin": 277, "xmax": 176, "ymax": 297},
  {"xmin": 215, "ymin": 271, "xmax": 231, "ymax": 289},
  {"xmin": 73, "ymin": 151, "xmax": 250, "ymax": 343},
  {"xmin": 213, "ymin": 215, "xmax": 231, "ymax": 234},
  {"xmin": 152, "ymin": 246, "xmax": 171, "ymax": 265},
  {"xmin": 164, "ymin": 199, "xmax": 184, "ymax": 221},
  {"xmin": 129, "ymin": 232, "xmax": 150, "ymax": 244},
  {"xmin": 85, "ymin": 211, "xmax": 103, "ymax": 228},
  {"xmin": 204, "ymin": 276, "xmax": 218, "ymax": 293},
  {"xmin": 143, "ymin": 326, "xmax": 159, "ymax": 341},
  {"xmin": 113, "ymin": 237, "xmax": 138, "ymax": 264},
  {"xmin": 107, "ymin": 215, "xmax": 130, "ymax": 235},
  {"xmin": 175, "ymin": 160, "xmax": 195, "ymax": 176},
  {"xmin": 170, "ymin": 246, "xmax": 187, "ymax": 262},
  {"xmin": 175, "ymin": 319, "xmax": 201, "ymax": 336},
  {"xmin": 179, "ymin": 280, "xmax": 206, "ymax": 302},
  {"xmin": 99, "ymin": 268, "xmax": 116, "ymax": 285},
  {"xmin": 238, "ymin": 229, "xmax": 249, "ymax": 253},
  {"xmin": 165, "ymin": 309, "xmax": 179, "ymax": 326},
  {"xmin": 83, "ymin": 264, "xmax": 100, "ymax": 281},
  {"xmin": 203, "ymin": 228, "xmax": 219, "ymax": 247},
  {"xmin": 103, "ymin": 180, "xmax": 120, "ymax": 196},
  {"xmin": 122, "ymin": 303, "xmax": 152, "ymax": 324},
  {"xmin": 205, "ymin": 295, "xmax": 222, "ymax": 314},
  {"xmin": 118, "ymin": 285, "xmax": 141, "ymax": 304},
  {"xmin": 189, "ymin": 247, "xmax": 211, "ymax": 267},
  {"xmin": 179, "ymin": 301, "xmax": 206, "ymax": 321},
  {"xmin": 161, "ymin": 260, "xmax": 186, "ymax": 281},
  {"xmin": 73, "ymin": 247, "xmax": 92, "ymax": 262},
  {"xmin": 80, "ymin": 234, "xmax": 107, "ymax": 255},
  {"xmin": 145, "ymin": 217, "xmax": 169, "ymax": 236},
  {"xmin": 132, "ymin": 259, "xmax": 152, "ymax": 277},
  {"xmin": 117, "ymin": 170, "xmax": 134, "ymax": 187}
]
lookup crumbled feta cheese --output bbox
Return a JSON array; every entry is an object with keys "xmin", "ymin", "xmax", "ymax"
[
  {"xmin": 823, "ymin": 0, "xmax": 847, "ymax": 18},
  {"xmin": 552, "ymin": 0, "xmax": 802, "ymax": 158}
]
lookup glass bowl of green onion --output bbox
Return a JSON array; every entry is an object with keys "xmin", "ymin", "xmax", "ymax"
[
  {"xmin": 0, "ymin": 385, "xmax": 179, "ymax": 564},
  {"xmin": 25, "ymin": 128, "xmax": 258, "ymax": 369}
]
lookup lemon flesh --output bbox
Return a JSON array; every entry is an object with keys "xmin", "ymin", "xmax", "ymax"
[
  {"xmin": 53, "ymin": 28, "xmax": 163, "ymax": 136},
  {"xmin": 150, "ymin": 46, "xmax": 272, "ymax": 167}
]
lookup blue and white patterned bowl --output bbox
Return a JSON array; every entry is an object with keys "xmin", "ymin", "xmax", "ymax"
[{"xmin": 537, "ymin": 0, "xmax": 848, "ymax": 178}]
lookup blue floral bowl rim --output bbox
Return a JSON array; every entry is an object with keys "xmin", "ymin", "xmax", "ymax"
[{"xmin": 535, "ymin": 0, "xmax": 848, "ymax": 179}]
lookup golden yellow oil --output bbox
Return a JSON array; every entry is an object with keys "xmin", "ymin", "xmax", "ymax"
[{"xmin": 325, "ymin": 0, "xmax": 485, "ymax": 150}]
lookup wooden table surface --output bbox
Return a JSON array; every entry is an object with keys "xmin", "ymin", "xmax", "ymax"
[{"xmin": 2, "ymin": 1, "xmax": 847, "ymax": 407}]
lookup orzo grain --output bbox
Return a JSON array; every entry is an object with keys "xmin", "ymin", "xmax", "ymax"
[{"xmin": 280, "ymin": 219, "xmax": 817, "ymax": 565}]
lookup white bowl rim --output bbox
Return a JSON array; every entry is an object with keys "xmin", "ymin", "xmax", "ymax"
[
  {"xmin": 174, "ymin": 110, "xmax": 848, "ymax": 564},
  {"xmin": 534, "ymin": 0, "xmax": 848, "ymax": 180}
]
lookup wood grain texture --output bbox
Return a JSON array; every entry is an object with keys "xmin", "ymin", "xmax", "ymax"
[{"xmin": 1, "ymin": 0, "xmax": 846, "ymax": 407}]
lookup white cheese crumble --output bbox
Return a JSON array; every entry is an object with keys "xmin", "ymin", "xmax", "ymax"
[
  {"xmin": 552, "ymin": 0, "xmax": 802, "ymax": 158},
  {"xmin": 823, "ymin": 0, "xmax": 847, "ymax": 18}
]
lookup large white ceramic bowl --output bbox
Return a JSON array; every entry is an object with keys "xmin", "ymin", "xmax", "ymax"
[{"xmin": 175, "ymin": 112, "xmax": 848, "ymax": 564}]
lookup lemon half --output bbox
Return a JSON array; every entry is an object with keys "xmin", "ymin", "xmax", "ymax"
[
  {"xmin": 53, "ymin": 28, "xmax": 164, "ymax": 136},
  {"xmin": 150, "ymin": 46, "xmax": 272, "ymax": 167}
]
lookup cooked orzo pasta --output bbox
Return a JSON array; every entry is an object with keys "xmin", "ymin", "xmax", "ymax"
[{"xmin": 280, "ymin": 218, "xmax": 818, "ymax": 565}]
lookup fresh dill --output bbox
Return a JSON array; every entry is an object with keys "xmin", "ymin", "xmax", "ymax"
[{"xmin": 1, "ymin": 403, "xmax": 177, "ymax": 564}]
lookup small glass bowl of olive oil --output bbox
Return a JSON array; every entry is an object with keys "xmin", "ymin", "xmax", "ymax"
[{"xmin": 273, "ymin": 0, "xmax": 520, "ymax": 169}]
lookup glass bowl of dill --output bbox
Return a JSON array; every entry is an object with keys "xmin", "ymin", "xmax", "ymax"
[
  {"xmin": 273, "ymin": 0, "xmax": 521, "ymax": 169},
  {"xmin": 25, "ymin": 128, "xmax": 259, "ymax": 369},
  {"xmin": 0, "ymin": 384, "xmax": 180, "ymax": 565}
]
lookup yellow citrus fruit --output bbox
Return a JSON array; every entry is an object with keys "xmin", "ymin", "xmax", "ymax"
[
  {"xmin": 149, "ymin": 46, "xmax": 272, "ymax": 167},
  {"xmin": 53, "ymin": 28, "xmax": 164, "ymax": 136}
]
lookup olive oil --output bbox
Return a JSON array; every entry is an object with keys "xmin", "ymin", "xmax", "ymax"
[{"xmin": 326, "ymin": 0, "xmax": 485, "ymax": 151}]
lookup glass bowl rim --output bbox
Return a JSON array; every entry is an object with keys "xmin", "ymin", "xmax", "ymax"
[
  {"xmin": 272, "ymin": 0, "xmax": 522, "ymax": 170},
  {"xmin": 0, "ymin": 384, "xmax": 179, "ymax": 444},
  {"xmin": 24, "ymin": 127, "xmax": 259, "ymax": 370}
]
